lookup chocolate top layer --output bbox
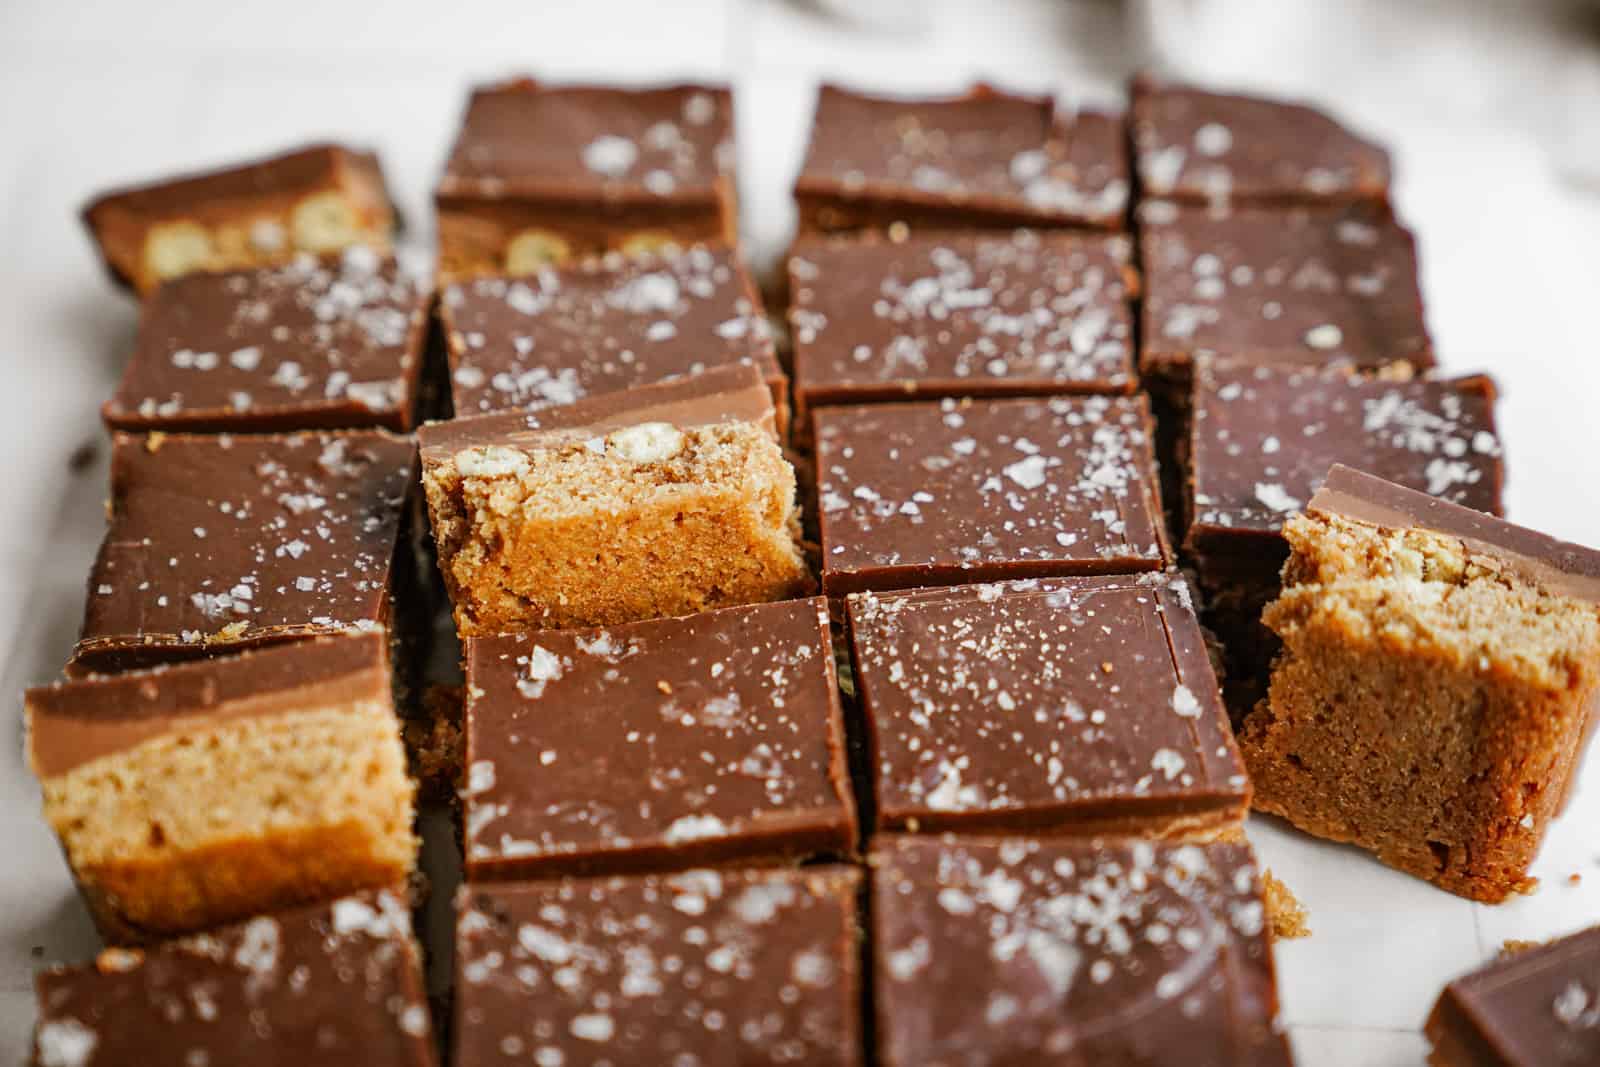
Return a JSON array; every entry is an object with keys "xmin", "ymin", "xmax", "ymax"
[
  {"xmin": 1189, "ymin": 364, "xmax": 1503, "ymax": 544},
  {"xmin": 441, "ymin": 246, "xmax": 779, "ymax": 416},
  {"xmin": 815, "ymin": 395, "xmax": 1168, "ymax": 595},
  {"xmin": 1139, "ymin": 199, "xmax": 1431, "ymax": 372},
  {"xmin": 455, "ymin": 867, "xmax": 862, "ymax": 1067},
  {"xmin": 104, "ymin": 249, "xmax": 429, "ymax": 432},
  {"xmin": 1131, "ymin": 76, "xmax": 1391, "ymax": 203},
  {"xmin": 1311, "ymin": 465, "xmax": 1600, "ymax": 605},
  {"xmin": 33, "ymin": 889, "xmax": 434, "ymax": 1067},
  {"xmin": 76, "ymin": 431, "xmax": 413, "ymax": 663},
  {"xmin": 1432, "ymin": 926, "xmax": 1600, "ymax": 1065},
  {"xmin": 82, "ymin": 143, "xmax": 375, "ymax": 223},
  {"xmin": 29, "ymin": 633, "xmax": 389, "ymax": 778},
  {"xmin": 794, "ymin": 84, "xmax": 1128, "ymax": 227},
  {"xmin": 871, "ymin": 836, "xmax": 1291, "ymax": 1066},
  {"xmin": 418, "ymin": 361, "xmax": 773, "ymax": 460},
  {"xmin": 438, "ymin": 78, "xmax": 734, "ymax": 203},
  {"xmin": 847, "ymin": 575, "xmax": 1247, "ymax": 832},
  {"xmin": 461, "ymin": 598, "xmax": 854, "ymax": 875},
  {"xmin": 790, "ymin": 230, "xmax": 1136, "ymax": 404}
]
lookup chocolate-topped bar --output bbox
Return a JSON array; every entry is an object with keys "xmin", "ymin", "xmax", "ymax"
[
  {"xmin": 103, "ymin": 249, "xmax": 431, "ymax": 433},
  {"xmin": 848, "ymin": 574, "xmax": 1247, "ymax": 837},
  {"xmin": 83, "ymin": 143, "xmax": 396, "ymax": 293},
  {"xmin": 440, "ymin": 245, "xmax": 785, "ymax": 426},
  {"xmin": 794, "ymin": 83, "xmax": 1129, "ymax": 234},
  {"xmin": 789, "ymin": 230, "xmax": 1137, "ymax": 417},
  {"xmin": 436, "ymin": 78, "xmax": 736, "ymax": 277},
  {"xmin": 1131, "ymin": 75, "xmax": 1391, "ymax": 204},
  {"xmin": 461, "ymin": 598, "xmax": 855, "ymax": 879},
  {"xmin": 1427, "ymin": 926, "xmax": 1600, "ymax": 1066},
  {"xmin": 814, "ymin": 395, "xmax": 1168, "ymax": 595},
  {"xmin": 870, "ymin": 836, "xmax": 1292, "ymax": 1065},
  {"xmin": 72, "ymin": 430, "xmax": 417, "ymax": 676},
  {"xmin": 455, "ymin": 866, "xmax": 862, "ymax": 1066},
  {"xmin": 1242, "ymin": 466, "xmax": 1600, "ymax": 900},
  {"xmin": 31, "ymin": 889, "xmax": 436, "ymax": 1067}
]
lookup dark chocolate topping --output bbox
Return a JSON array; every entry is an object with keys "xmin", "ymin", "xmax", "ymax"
[
  {"xmin": 441, "ymin": 246, "xmax": 779, "ymax": 416},
  {"xmin": 82, "ymin": 143, "xmax": 371, "ymax": 222},
  {"xmin": 454, "ymin": 867, "xmax": 862, "ymax": 1066},
  {"xmin": 1432, "ymin": 926, "xmax": 1600, "ymax": 1066},
  {"xmin": 461, "ymin": 598, "xmax": 854, "ymax": 876}
]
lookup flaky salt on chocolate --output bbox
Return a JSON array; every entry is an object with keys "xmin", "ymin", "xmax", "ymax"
[
  {"xmin": 871, "ymin": 836, "xmax": 1292, "ymax": 1065},
  {"xmin": 104, "ymin": 249, "xmax": 431, "ymax": 433},
  {"xmin": 848, "ymin": 575, "xmax": 1248, "ymax": 838},
  {"xmin": 30, "ymin": 889, "xmax": 435, "ymax": 1067},
  {"xmin": 419, "ymin": 363, "xmax": 809, "ymax": 636},
  {"xmin": 454, "ymin": 867, "xmax": 862, "ymax": 1066},
  {"xmin": 1242, "ymin": 465, "xmax": 1600, "ymax": 901}
]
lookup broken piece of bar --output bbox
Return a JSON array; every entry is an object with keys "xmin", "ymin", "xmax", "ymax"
[
  {"xmin": 1131, "ymin": 75, "xmax": 1391, "ymax": 204},
  {"xmin": 847, "ymin": 575, "xmax": 1248, "ymax": 837},
  {"xmin": 71, "ymin": 430, "xmax": 418, "ymax": 676},
  {"xmin": 440, "ymin": 245, "xmax": 784, "ymax": 427},
  {"xmin": 82, "ymin": 143, "xmax": 396, "ymax": 293},
  {"xmin": 461, "ymin": 598, "xmax": 855, "ymax": 879},
  {"xmin": 454, "ymin": 866, "xmax": 862, "ymax": 1067},
  {"xmin": 419, "ymin": 362, "xmax": 810, "ymax": 636},
  {"xmin": 814, "ymin": 394, "xmax": 1168, "ymax": 595},
  {"xmin": 1241, "ymin": 465, "xmax": 1600, "ymax": 901},
  {"xmin": 31, "ymin": 889, "xmax": 435, "ymax": 1067},
  {"xmin": 27, "ymin": 634, "xmax": 415, "ymax": 942},
  {"xmin": 870, "ymin": 836, "xmax": 1292, "ymax": 1065},
  {"xmin": 103, "ymin": 249, "xmax": 431, "ymax": 433},
  {"xmin": 436, "ymin": 78, "xmax": 736, "ymax": 277},
  {"xmin": 793, "ymin": 83, "xmax": 1129, "ymax": 234},
  {"xmin": 1426, "ymin": 925, "xmax": 1600, "ymax": 1066}
]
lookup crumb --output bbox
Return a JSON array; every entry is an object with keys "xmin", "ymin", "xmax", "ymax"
[
  {"xmin": 404, "ymin": 684, "xmax": 463, "ymax": 804},
  {"xmin": 657, "ymin": 680, "xmax": 672, "ymax": 694},
  {"xmin": 144, "ymin": 430, "xmax": 167, "ymax": 453},
  {"xmin": 68, "ymin": 441, "xmax": 99, "ymax": 473},
  {"xmin": 30, "ymin": 946, "xmax": 43, "ymax": 959},
  {"xmin": 1499, "ymin": 939, "xmax": 1542, "ymax": 959},
  {"xmin": 1262, "ymin": 870, "xmax": 1311, "ymax": 940},
  {"xmin": 1569, "ymin": 872, "xmax": 1583, "ymax": 887}
]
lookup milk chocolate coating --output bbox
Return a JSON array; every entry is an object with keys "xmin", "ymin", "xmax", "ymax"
[
  {"xmin": 794, "ymin": 84, "xmax": 1129, "ymax": 231},
  {"xmin": 454, "ymin": 867, "xmax": 862, "ymax": 1067},
  {"xmin": 790, "ymin": 230, "xmax": 1137, "ymax": 409},
  {"xmin": 31, "ymin": 890, "xmax": 434, "ymax": 1067},
  {"xmin": 814, "ymin": 395, "xmax": 1168, "ymax": 595},
  {"xmin": 440, "ymin": 246, "xmax": 782, "ymax": 416},
  {"xmin": 1426, "ymin": 926, "xmax": 1600, "ymax": 1066},
  {"xmin": 104, "ymin": 251, "xmax": 430, "ymax": 433},
  {"xmin": 29, "ymin": 633, "xmax": 389, "ymax": 778},
  {"xmin": 847, "ymin": 574, "xmax": 1248, "ymax": 834},
  {"xmin": 1132, "ymin": 75, "xmax": 1391, "ymax": 204},
  {"xmin": 461, "ymin": 598, "xmax": 855, "ymax": 878},
  {"xmin": 870, "ymin": 836, "xmax": 1293, "ymax": 1066},
  {"xmin": 73, "ymin": 431, "xmax": 414, "ymax": 675}
]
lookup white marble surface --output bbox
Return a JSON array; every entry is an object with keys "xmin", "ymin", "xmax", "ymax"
[{"xmin": 1, "ymin": 1, "xmax": 1599, "ymax": 1063}]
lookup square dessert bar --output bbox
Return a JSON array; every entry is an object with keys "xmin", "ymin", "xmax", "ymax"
[
  {"xmin": 847, "ymin": 575, "xmax": 1249, "ymax": 838},
  {"xmin": 1186, "ymin": 362, "xmax": 1503, "ymax": 710},
  {"xmin": 789, "ymin": 230, "xmax": 1137, "ymax": 417},
  {"xmin": 27, "ymin": 634, "xmax": 415, "ymax": 943},
  {"xmin": 103, "ymin": 248, "xmax": 432, "ymax": 433},
  {"xmin": 1242, "ymin": 466, "xmax": 1600, "ymax": 901},
  {"xmin": 82, "ymin": 143, "xmax": 396, "ymax": 294},
  {"xmin": 794, "ymin": 84, "xmax": 1128, "ymax": 234},
  {"xmin": 1426, "ymin": 926, "xmax": 1600, "ymax": 1066},
  {"xmin": 440, "ymin": 244, "xmax": 785, "ymax": 426},
  {"xmin": 1131, "ymin": 75, "xmax": 1391, "ymax": 204},
  {"xmin": 870, "ymin": 836, "xmax": 1292, "ymax": 1066},
  {"xmin": 72, "ymin": 429, "xmax": 418, "ymax": 676},
  {"xmin": 454, "ymin": 867, "xmax": 862, "ymax": 1067},
  {"xmin": 461, "ymin": 598, "xmax": 855, "ymax": 879},
  {"xmin": 436, "ymin": 78, "xmax": 736, "ymax": 277},
  {"xmin": 814, "ymin": 394, "xmax": 1168, "ymax": 595},
  {"xmin": 419, "ymin": 363, "xmax": 809, "ymax": 636},
  {"xmin": 31, "ymin": 889, "xmax": 436, "ymax": 1067}
]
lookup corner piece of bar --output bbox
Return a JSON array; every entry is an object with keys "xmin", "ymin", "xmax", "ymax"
[
  {"xmin": 418, "ymin": 362, "xmax": 810, "ymax": 636},
  {"xmin": 1241, "ymin": 464, "xmax": 1600, "ymax": 901}
]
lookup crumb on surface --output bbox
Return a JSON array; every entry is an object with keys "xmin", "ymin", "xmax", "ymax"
[{"xmin": 1262, "ymin": 870, "xmax": 1311, "ymax": 940}]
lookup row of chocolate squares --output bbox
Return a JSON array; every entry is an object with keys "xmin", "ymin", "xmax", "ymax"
[
  {"xmin": 29, "ymin": 861, "xmax": 1600, "ymax": 1066},
  {"xmin": 81, "ymin": 72, "xmax": 1393, "ymax": 295}
]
